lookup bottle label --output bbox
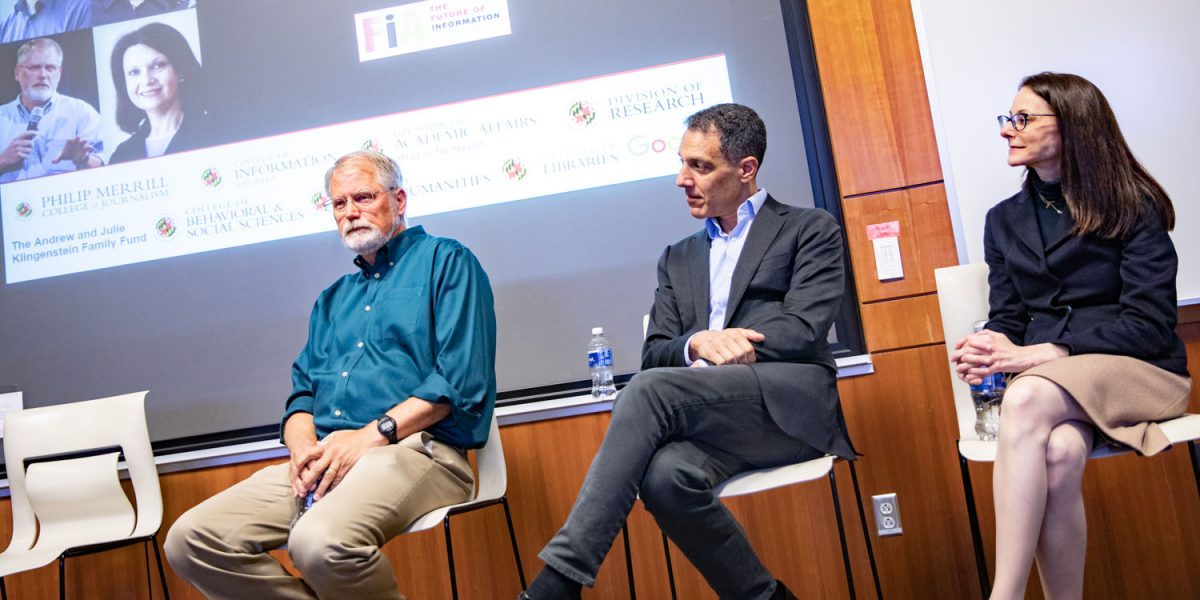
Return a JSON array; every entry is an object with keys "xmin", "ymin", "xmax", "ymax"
[{"xmin": 587, "ymin": 348, "xmax": 613, "ymax": 368}]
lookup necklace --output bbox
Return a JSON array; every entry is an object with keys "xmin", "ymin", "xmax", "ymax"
[{"xmin": 1036, "ymin": 192, "xmax": 1063, "ymax": 215}]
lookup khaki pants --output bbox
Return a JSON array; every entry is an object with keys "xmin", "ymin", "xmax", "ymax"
[{"xmin": 165, "ymin": 435, "xmax": 473, "ymax": 599}]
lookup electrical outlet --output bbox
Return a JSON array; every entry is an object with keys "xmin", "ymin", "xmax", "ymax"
[{"xmin": 872, "ymin": 493, "xmax": 903, "ymax": 536}]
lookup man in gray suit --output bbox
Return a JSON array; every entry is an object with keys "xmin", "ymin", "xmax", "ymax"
[{"xmin": 523, "ymin": 104, "xmax": 855, "ymax": 600}]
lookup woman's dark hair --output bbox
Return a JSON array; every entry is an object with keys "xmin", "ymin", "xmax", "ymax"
[
  {"xmin": 1020, "ymin": 72, "xmax": 1174, "ymax": 238},
  {"xmin": 110, "ymin": 22, "xmax": 204, "ymax": 134}
]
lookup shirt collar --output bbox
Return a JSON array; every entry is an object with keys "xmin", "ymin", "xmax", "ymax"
[
  {"xmin": 16, "ymin": 93, "xmax": 55, "ymax": 119},
  {"xmin": 18, "ymin": 0, "xmax": 54, "ymax": 16},
  {"xmin": 705, "ymin": 188, "xmax": 767, "ymax": 240},
  {"xmin": 100, "ymin": 0, "xmax": 169, "ymax": 9},
  {"xmin": 353, "ymin": 224, "xmax": 424, "ymax": 276}
]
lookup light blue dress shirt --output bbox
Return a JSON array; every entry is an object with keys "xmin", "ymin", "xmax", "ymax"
[
  {"xmin": 0, "ymin": 0, "xmax": 91, "ymax": 43},
  {"xmin": 685, "ymin": 188, "xmax": 767, "ymax": 365},
  {"xmin": 0, "ymin": 93, "xmax": 104, "ymax": 182}
]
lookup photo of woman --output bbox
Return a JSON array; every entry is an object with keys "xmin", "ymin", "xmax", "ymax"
[{"xmin": 107, "ymin": 21, "xmax": 208, "ymax": 163}]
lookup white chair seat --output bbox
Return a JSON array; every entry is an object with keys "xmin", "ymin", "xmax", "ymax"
[
  {"xmin": 1160, "ymin": 413, "xmax": 1200, "ymax": 443},
  {"xmin": 715, "ymin": 455, "xmax": 836, "ymax": 498}
]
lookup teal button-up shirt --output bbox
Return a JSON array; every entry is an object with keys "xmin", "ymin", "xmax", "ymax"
[{"xmin": 282, "ymin": 226, "xmax": 497, "ymax": 449}]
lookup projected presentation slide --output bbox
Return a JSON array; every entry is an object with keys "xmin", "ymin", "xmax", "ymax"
[{"xmin": 0, "ymin": 0, "xmax": 731, "ymax": 283}]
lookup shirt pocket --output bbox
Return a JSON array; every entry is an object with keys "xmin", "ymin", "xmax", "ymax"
[{"xmin": 374, "ymin": 285, "xmax": 426, "ymax": 341}]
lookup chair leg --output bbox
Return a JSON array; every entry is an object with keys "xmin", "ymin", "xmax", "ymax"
[
  {"xmin": 443, "ymin": 517, "xmax": 459, "ymax": 600},
  {"xmin": 828, "ymin": 468, "xmax": 856, "ymax": 600},
  {"xmin": 151, "ymin": 533, "xmax": 171, "ymax": 599},
  {"xmin": 848, "ymin": 460, "xmax": 883, "ymax": 599},
  {"xmin": 58, "ymin": 555, "xmax": 66, "ymax": 600},
  {"xmin": 621, "ymin": 523, "xmax": 637, "ymax": 600},
  {"xmin": 1189, "ymin": 440, "xmax": 1200, "ymax": 500},
  {"xmin": 500, "ymin": 497, "xmax": 528, "ymax": 589},
  {"xmin": 959, "ymin": 454, "xmax": 991, "ymax": 599},
  {"xmin": 660, "ymin": 531, "xmax": 678, "ymax": 600},
  {"xmin": 1, "ymin": 576, "xmax": 7, "ymax": 600},
  {"xmin": 144, "ymin": 540, "xmax": 152, "ymax": 600}
]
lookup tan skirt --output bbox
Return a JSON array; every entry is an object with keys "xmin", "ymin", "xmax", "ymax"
[{"xmin": 1014, "ymin": 354, "xmax": 1192, "ymax": 456}]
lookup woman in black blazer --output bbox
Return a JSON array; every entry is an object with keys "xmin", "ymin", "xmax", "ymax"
[
  {"xmin": 951, "ymin": 73, "xmax": 1190, "ymax": 600},
  {"xmin": 108, "ymin": 22, "xmax": 213, "ymax": 164}
]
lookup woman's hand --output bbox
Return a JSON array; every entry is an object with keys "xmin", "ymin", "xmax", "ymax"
[{"xmin": 951, "ymin": 330, "xmax": 1068, "ymax": 384}]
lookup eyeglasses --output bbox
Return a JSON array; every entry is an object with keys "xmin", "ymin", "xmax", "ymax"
[
  {"xmin": 997, "ymin": 112, "xmax": 1055, "ymax": 131},
  {"xmin": 326, "ymin": 188, "xmax": 394, "ymax": 213}
]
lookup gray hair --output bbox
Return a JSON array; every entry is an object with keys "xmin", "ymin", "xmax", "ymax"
[
  {"xmin": 16, "ymin": 38, "xmax": 63, "ymax": 65},
  {"xmin": 324, "ymin": 150, "xmax": 404, "ymax": 196}
]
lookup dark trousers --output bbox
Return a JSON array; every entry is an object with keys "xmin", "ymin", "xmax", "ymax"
[{"xmin": 538, "ymin": 365, "xmax": 818, "ymax": 599}]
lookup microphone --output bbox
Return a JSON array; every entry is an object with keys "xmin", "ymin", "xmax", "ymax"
[{"xmin": 26, "ymin": 105, "xmax": 43, "ymax": 131}]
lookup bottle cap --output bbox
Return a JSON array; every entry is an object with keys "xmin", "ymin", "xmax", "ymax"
[
  {"xmin": 591, "ymin": 327, "xmax": 603, "ymax": 335},
  {"xmin": 972, "ymin": 320, "xmax": 987, "ymax": 333}
]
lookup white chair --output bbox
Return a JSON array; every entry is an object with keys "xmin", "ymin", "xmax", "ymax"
[
  {"xmin": 398, "ymin": 414, "xmax": 525, "ymax": 599},
  {"xmin": 934, "ymin": 263, "xmax": 1200, "ymax": 598},
  {"xmin": 0, "ymin": 390, "xmax": 169, "ymax": 600},
  {"xmin": 626, "ymin": 316, "xmax": 881, "ymax": 599}
]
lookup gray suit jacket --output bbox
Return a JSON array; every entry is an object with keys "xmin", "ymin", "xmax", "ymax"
[{"xmin": 642, "ymin": 196, "xmax": 856, "ymax": 459}]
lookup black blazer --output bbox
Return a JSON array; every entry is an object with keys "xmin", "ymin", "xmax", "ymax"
[
  {"xmin": 983, "ymin": 186, "xmax": 1188, "ymax": 375},
  {"xmin": 642, "ymin": 196, "xmax": 856, "ymax": 459},
  {"xmin": 109, "ymin": 109, "xmax": 215, "ymax": 165}
]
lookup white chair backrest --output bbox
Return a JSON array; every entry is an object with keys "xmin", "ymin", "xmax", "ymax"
[
  {"xmin": 933, "ymin": 265, "xmax": 991, "ymax": 441},
  {"xmin": 2, "ymin": 391, "xmax": 162, "ymax": 542},
  {"xmin": 470, "ymin": 414, "xmax": 507, "ymax": 503}
]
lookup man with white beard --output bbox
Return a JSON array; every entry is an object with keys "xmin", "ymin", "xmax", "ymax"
[
  {"xmin": 0, "ymin": 37, "xmax": 103, "ymax": 182},
  {"xmin": 166, "ymin": 151, "xmax": 498, "ymax": 600}
]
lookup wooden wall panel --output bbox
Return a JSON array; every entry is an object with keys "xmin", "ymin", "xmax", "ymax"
[
  {"xmin": 838, "ymin": 345, "xmax": 981, "ymax": 599},
  {"xmin": 807, "ymin": 0, "xmax": 942, "ymax": 196},
  {"xmin": 860, "ymin": 293, "xmax": 943, "ymax": 352},
  {"xmin": 906, "ymin": 183, "xmax": 959, "ymax": 275},
  {"xmin": 842, "ymin": 184, "xmax": 955, "ymax": 303},
  {"xmin": 866, "ymin": 0, "xmax": 943, "ymax": 185}
]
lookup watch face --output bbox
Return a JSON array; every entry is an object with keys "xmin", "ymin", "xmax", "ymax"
[{"xmin": 379, "ymin": 416, "xmax": 396, "ymax": 439}]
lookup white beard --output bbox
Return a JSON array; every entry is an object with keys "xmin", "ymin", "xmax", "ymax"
[
  {"xmin": 24, "ymin": 86, "xmax": 51, "ymax": 105},
  {"xmin": 340, "ymin": 220, "xmax": 391, "ymax": 255}
]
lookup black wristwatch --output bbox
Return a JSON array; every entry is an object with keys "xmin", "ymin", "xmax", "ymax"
[{"xmin": 377, "ymin": 415, "xmax": 398, "ymax": 444}]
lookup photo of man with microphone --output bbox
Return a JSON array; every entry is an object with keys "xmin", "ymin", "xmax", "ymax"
[{"xmin": 0, "ymin": 37, "xmax": 103, "ymax": 183}]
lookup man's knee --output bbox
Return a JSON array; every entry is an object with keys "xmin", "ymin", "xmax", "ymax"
[
  {"xmin": 639, "ymin": 446, "xmax": 709, "ymax": 515},
  {"xmin": 613, "ymin": 369, "xmax": 680, "ymax": 417},
  {"xmin": 288, "ymin": 516, "xmax": 377, "ymax": 582},
  {"xmin": 164, "ymin": 506, "xmax": 207, "ymax": 576}
]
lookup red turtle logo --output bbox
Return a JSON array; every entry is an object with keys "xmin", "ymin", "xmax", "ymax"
[
  {"xmin": 201, "ymin": 168, "xmax": 222, "ymax": 188},
  {"xmin": 156, "ymin": 217, "xmax": 177, "ymax": 238},
  {"xmin": 569, "ymin": 101, "xmax": 595, "ymax": 125},
  {"xmin": 361, "ymin": 139, "xmax": 382, "ymax": 152},
  {"xmin": 503, "ymin": 158, "xmax": 527, "ymax": 180},
  {"xmin": 313, "ymin": 192, "xmax": 330, "ymax": 211}
]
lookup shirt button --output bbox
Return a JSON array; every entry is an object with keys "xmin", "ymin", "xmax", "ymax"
[
  {"xmin": 389, "ymin": 261, "xmax": 394, "ymax": 266},
  {"xmin": 334, "ymin": 409, "xmax": 342, "ymax": 417},
  {"xmin": 364, "ymin": 305, "xmax": 372, "ymax": 311},
  {"xmin": 357, "ymin": 341, "xmax": 364, "ymax": 348},
  {"xmin": 341, "ymin": 371, "xmax": 349, "ymax": 377},
  {"xmin": 374, "ymin": 273, "xmax": 380, "ymax": 279}
]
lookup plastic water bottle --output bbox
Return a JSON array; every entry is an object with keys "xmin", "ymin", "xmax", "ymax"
[
  {"xmin": 969, "ymin": 321, "xmax": 1006, "ymax": 441},
  {"xmin": 588, "ymin": 327, "xmax": 616, "ymax": 398}
]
